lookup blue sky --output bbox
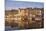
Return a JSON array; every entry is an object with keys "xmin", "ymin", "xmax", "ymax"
[{"xmin": 5, "ymin": 0, "xmax": 44, "ymax": 10}]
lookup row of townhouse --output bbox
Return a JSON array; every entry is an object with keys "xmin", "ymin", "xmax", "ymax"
[{"xmin": 5, "ymin": 8, "xmax": 44, "ymax": 28}]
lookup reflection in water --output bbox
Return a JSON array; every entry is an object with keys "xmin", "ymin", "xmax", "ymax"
[{"xmin": 5, "ymin": 26, "xmax": 20, "ymax": 31}]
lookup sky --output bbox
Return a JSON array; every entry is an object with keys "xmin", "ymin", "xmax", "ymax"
[{"xmin": 5, "ymin": 0, "xmax": 44, "ymax": 10}]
